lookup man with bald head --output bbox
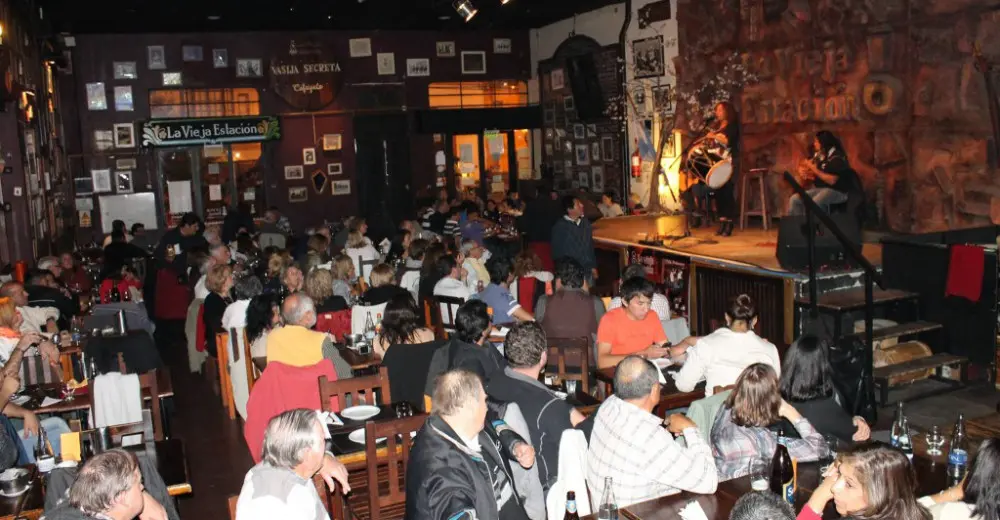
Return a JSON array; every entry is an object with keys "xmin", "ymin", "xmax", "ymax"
[
  {"xmin": 264, "ymin": 293, "xmax": 351, "ymax": 378},
  {"xmin": 586, "ymin": 355, "xmax": 717, "ymax": 507}
]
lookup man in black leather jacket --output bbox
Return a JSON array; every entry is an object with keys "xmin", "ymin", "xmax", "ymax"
[{"xmin": 407, "ymin": 369, "xmax": 535, "ymax": 520}]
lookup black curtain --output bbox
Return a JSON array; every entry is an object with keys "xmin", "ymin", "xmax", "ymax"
[{"xmin": 353, "ymin": 114, "xmax": 411, "ymax": 244}]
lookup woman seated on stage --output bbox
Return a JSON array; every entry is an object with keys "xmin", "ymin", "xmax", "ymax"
[
  {"xmin": 920, "ymin": 438, "xmax": 1000, "ymax": 520},
  {"xmin": 680, "ymin": 101, "xmax": 740, "ymax": 236},
  {"xmin": 711, "ymin": 363, "xmax": 827, "ymax": 480},
  {"xmin": 798, "ymin": 442, "xmax": 930, "ymax": 520},
  {"xmin": 670, "ymin": 294, "xmax": 779, "ymax": 396},
  {"xmin": 787, "ymin": 130, "xmax": 862, "ymax": 216},
  {"xmin": 777, "ymin": 335, "xmax": 871, "ymax": 444}
]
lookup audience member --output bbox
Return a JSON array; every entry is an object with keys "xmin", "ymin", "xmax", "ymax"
[
  {"xmin": 385, "ymin": 229, "xmax": 412, "ymax": 267},
  {"xmin": 361, "ymin": 264, "xmax": 408, "ymax": 306},
  {"xmin": 460, "ymin": 205, "xmax": 488, "ymax": 245},
  {"xmin": 399, "ymin": 239, "xmax": 428, "ymax": 302},
  {"xmin": 777, "ymin": 335, "xmax": 870, "ymax": 443},
  {"xmin": 488, "ymin": 322, "xmax": 585, "ymax": 492},
  {"xmin": 476, "ymin": 257, "xmax": 533, "ymax": 326},
  {"xmin": 24, "ymin": 269, "xmax": 79, "ymax": 330},
  {"xmin": 222, "ymin": 202, "xmax": 256, "ymax": 245},
  {"xmin": 407, "ymin": 369, "xmax": 534, "ymax": 520},
  {"xmin": 443, "ymin": 207, "xmax": 462, "ymax": 245},
  {"xmin": 729, "ymin": 492, "xmax": 795, "ymax": 520},
  {"xmin": 303, "ymin": 234, "xmax": 331, "ymax": 273},
  {"xmin": 245, "ymin": 294, "xmax": 282, "ymax": 359},
  {"xmin": 711, "ymin": 363, "xmax": 827, "ymax": 480},
  {"xmin": 418, "ymin": 242, "xmax": 448, "ymax": 303},
  {"xmin": 0, "ymin": 282, "xmax": 57, "ymax": 333},
  {"xmin": 595, "ymin": 277, "xmax": 668, "ymax": 369},
  {"xmin": 222, "ymin": 275, "xmax": 265, "ymax": 419},
  {"xmin": 102, "ymin": 219, "xmax": 132, "ymax": 247},
  {"xmin": 461, "ymin": 239, "xmax": 490, "ymax": 293},
  {"xmin": 130, "ymin": 222, "xmax": 154, "ymax": 250},
  {"xmin": 536, "ymin": 258, "xmax": 605, "ymax": 344},
  {"xmin": 235, "ymin": 409, "xmax": 350, "ymax": 520},
  {"xmin": 919, "ymin": 437, "xmax": 1000, "ymax": 520},
  {"xmin": 373, "ymin": 293, "xmax": 435, "ymax": 357},
  {"xmin": 420, "ymin": 200, "xmax": 450, "ymax": 236},
  {"xmin": 587, "ymin": 356, "xmax": 718, "ymax": 507},
  {"xmin": 484, "ymin": 198, "xmax": 501, "ymax": 222},
  {"xmin": 426, "ymin": 300, "xmax": 506, "ymax": 392},
  {"xmin": 43, "ymin": 449, "xmax": 169, "ymax": 520},
  {"xmin": 330, "ymin": 254, "xmax": 356, "ymax": 304},
  {"xmin": 265, "ymin": 293, "xmax": 351, "ymax": 378},
  {"xmin": 193, "ymin": 257, "xmax": 217, "ymax": 300},
  {"xmin": 280, "ymin": 264, "xmax": 304, "ymax": 296},
  {"xmin": 202, "ymin": 264, "xmax": 234, "ymax": 357},
  {"xmin": 304, "ymin": 269, "xmax": 347, "ymax": 314},
  {"xmin": 598, "ymin": 191, "xmax": 625, "ymax": 218},
  {"xmin": 432, "ymin": 254, "xmax": 471, "ymax": 306},
  {"xmin": 671, "ymin": 294, "xmax": 779, "ymax": 396},
  {"xmin": 798, "ymin": 442, "xmax": 930, "ymax": 520},
  {"xmin": 345, "ymin": 231, "xmax": 379, "ymax": 283},
  {"xmin": 607, "ymin": 264, "xmax": 671, "ymax": 322},
  {"xmin": 262, "ymin": 252, "xmax": 288, "ymax": 295},
  {"xmin": 154, "ymin": 212, "xmax": 204, "ymax": 279},
  {"xmin": 551, "ymin": 196, "xmax": 597, "ymax": 283}
]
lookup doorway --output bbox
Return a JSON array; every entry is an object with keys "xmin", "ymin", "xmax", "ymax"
[
  {"xmin": 354, "ymin": 114, "xmax": 411, "ymax": 241},
  {"xmin": 448, "ymin": 129, "xmax": 531, "ymax": 201}
]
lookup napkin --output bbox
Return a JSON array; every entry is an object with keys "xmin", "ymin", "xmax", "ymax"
[
  {"xmin": 679, "ymin": 501, "xmax": 709, "ymax": 520},
  {"xmin": 40, "ymin": 397, "xmax": 63, "ymax": 407},
  {"xmin": 657, "ymin": 369, "xmax": 667, "ymax": 385},
  {"xmin": 318, "ymin": 410, "xmax": 344, "ymax": 439},
  {"xmin": 60, "ymin": 432, "xmax": 81, "ymax": 462}
]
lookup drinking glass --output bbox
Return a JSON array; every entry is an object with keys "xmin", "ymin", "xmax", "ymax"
[
  {"xmin": 565, "ymin": 380, "xmax": 579, "ymax": 396},
  {"xmin": 748, "ymin": 457, "xmax": 770, "ymax": 491},
  {"xmin": 821, "ymin": 434, "xmax": 839, "ymax": 473},
  {"xmin": 926, "ymin": 425, "xmax": 946, "ymax": 456}
]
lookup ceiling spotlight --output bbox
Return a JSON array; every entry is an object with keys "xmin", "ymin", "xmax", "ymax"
[
  {"xmin": 500, "ymin": 0, "xmax": 513, "ymax": 4},
  {"xmin": 453, "ymin": 0, "xmax": 478, "ymax": 22}
]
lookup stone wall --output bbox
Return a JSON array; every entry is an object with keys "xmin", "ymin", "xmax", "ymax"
[{"xmin": 676, "ymin": 0, "xmax": 1000, "ymax": 232}]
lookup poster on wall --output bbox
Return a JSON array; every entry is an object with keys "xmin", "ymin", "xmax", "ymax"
[
  {"xmin": 91, "ymin": 169, "xmax": 112, "ymax": 193},
  {"xmin": 85, "ymin": 83, "xmax": 107, "ymax": 110},
  {"xmin": 406, "ymin": 59, "xmax": 430, "ymax": 77},
  {"xmin": 167, "ymin": 180, "xmax": 193, "ymax": 213},
  {"xmin": 114, "ymin": 86, "xmax": 133, "ymax": 111},
  {"xmin": 632, "ymin": 36, "xmax": 665, "ymax": 79},
  {"xmin": 270, "ymin": 39, "xmax": 344, "ymax": 111},
  {"xmin": 436, "ymin": 42, "xmax": 455, "ymax": 57}
]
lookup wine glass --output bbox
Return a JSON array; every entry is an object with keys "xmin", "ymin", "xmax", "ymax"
[{"xmin": 927, "ymin": 425, "xmax": 946, "ymax": 456}]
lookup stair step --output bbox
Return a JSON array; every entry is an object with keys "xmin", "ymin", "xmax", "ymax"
[
  {"xmin": 873, "ymin": 353, "xmax": 967, "ymax": 380},
  {"xmin": 795, "ymin": 287, "xmax": 918, "ymax": 312},
  {"xmin": 848, "ymin": 321, "xmax": 943, "ymax": 341}
]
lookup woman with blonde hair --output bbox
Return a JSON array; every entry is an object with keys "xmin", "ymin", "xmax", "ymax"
[
  {"xmin": 361, "ymin": 264, "xmax": 409, "ymax": 306},
  {"xmin": 202, "ymin": 264, "xmax": 234, "ymax": 357},
  {"xmin": 280, "ymin": 263, "xmax": 304, "ymax": 296},
  {"xmin": 262, "ymin": 250, "xmax": 288, "ymax": 295},
  {"xmin": 798, "ymin": 442, "xmax": 931, "ymax": 520},
  {"xmin": 303, "ymin": 234, "xmax": 330, "ymax": 273},
  {"xmin": 331, "ymin": 254, "xmax": 356, "ymax": 304},
  {"xmin": 305, "ymin": 269, "xmax": 347, "ymax": 314},
  {"xmin": 345, "ymin": 231, "xmax": 379, "ymax": 283},
  {"xmin": 710, "ymin": 363, "xmax": 827, "ymax": 480}
]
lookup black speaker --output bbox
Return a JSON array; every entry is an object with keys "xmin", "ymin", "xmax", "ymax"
[
  {"xmin": 566, "ymin": 54, "xmax": 605, "ymax": 121},
  {"xmin": 776, "ymin": 214, "xmax": 862, "ymax": 271}
]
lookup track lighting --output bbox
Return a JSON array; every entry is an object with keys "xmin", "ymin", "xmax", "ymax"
[{"xmin": 453, "ymin": 0, "xmax": 478, "ymax": 22}]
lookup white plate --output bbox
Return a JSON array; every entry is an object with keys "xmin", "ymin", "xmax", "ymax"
[
  {"xmin": 56, "ymin": 460, "xmax": 78, "ymax": 469},
  {"xmin": 348, "ymin": 428, "xmax": 386, "ymax": 444},
  {"xmin": 341, "ymin": 405, "xmax": 380, "ymax": 421}
]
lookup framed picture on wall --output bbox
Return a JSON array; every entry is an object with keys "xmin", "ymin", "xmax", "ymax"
[
  {"xmin": 564, "ymin": 96, "xmax": 574, "ymax": 111},
  {"xmin": 116, "ymin": 158, "xmax": 137, "ymax": 170},
  {"xmin": 461, "ymin": 51, "xmax": 486, "ymax": 75},
  {"xmin": 575, "ymin": 144, "xmax": 590, "ymax": 166},
  {"xmin": 591, "ymin": 142, "xmax": 601, "ymax": 161},
  {"xmin": 592, "ymin": 166, "xmax": 605, "ymax": 192},
  {"xmin": 349, "ymin": 38, "xmax": 372, "ymax": 58},
  {"xmin": 113, "ymin": 62, "xmax": 137, "ymax": 80},
  {"xmin": 323, "ymin": 134, "xmax": 342, "ymax": 151},
  {"xmin": 573, "ymin": 124, "xmax": 585, "ymax": 140},
  {"xmin": 284, "ymin": 165, "xmax": 304, "ymax": 180},
  {"xmin": 162, "ymin": 72, "xmax": 182, "ymax": 86},
  {"xmin": 91, "ymin": 169, "xmax": 112, "ymax": 193},
  {"xmin": 85, "ymin": 83, "xmax": 107, "ymax": 111},
  {"xmin": 377, "ymin": 53, "xmax": 396, "ymax": 76},
  {"xmin": 114, "ymin": 86, "xmax": 133, "ymax": 111},
  {"xmin": 147, "ymin": 45, "xmax": 166, "ymax": 70},
  {"xmin": 406, "ymin": 58, "xmax": 430, "ymax": 77},
  {"xmin": 551, "ymin": 69, "xmax": 565, "ymax": 90},
  {"xmin": 493, "ymin": 38, "xmax": 512, "ymax": 54},
  {"xmin": 302, "ymin": 148, "xmax": 317, "ymax": 165},
  {"xmin": 113, "ymin": 123, "xmax": 135, "ymax": 148},
  {"xmin": 182, "ymin": 45, "xmax": 203, "ymax": 62},
  {"xmin": 436, "ymin": 41, "xmax": 455, "ymax": 57},
  {"xmin": 332, "ymin": 180, "xmax": 351, "ymax": 196},
  {"xmin": 632, "ymin": 35, "xmax": 665, "ymax": 79},
  {"xmin": 289, "ymin": 187, "xmax": 308, "ymax": 203},
  {"xmin": 328, "ymin": 163, "xmax": 343, "ymax": 176},
  {"xmin": 115, "ymin": 171, "xmax": 133, "ymax": 193},
  {"xmin": 74, "ymin": 177, "xmax": 94, "ymax": 196},
  {"xmin": 602, "ymin": 136, "xmax": 614, "ymax": 161},
  {"xmin": 94, "ymin": 130, "xmax": 114, "ymax": 151},
  {"xmin": 236, "ymin": 59, "xmax": 262, "ymax": 77},
  {"xmin": 213, "ymin": 49, "xmax": 228, "ymax": 68}
]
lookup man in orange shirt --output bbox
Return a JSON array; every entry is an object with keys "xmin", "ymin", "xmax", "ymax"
[{"xmin": 596, "ymin": 277, "xmax": 669, "ymax": 368}]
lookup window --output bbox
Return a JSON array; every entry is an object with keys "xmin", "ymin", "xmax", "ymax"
[
  {"xmin": 428, "ymin": 81, "xmax": 528, "ymax": 109},
  {"xmin": 148, "ymin": 88, "xmax": 260, "ymax": 119}
]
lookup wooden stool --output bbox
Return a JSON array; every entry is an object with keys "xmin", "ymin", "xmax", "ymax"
[{"xmin": 740, "ymin": 168, "xmax": 770, "ymax": 230}]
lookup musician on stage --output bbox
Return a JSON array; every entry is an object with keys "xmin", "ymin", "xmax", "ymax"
[
  {"xmin": 787, "ymin": 130, "xmax": 861, "ymax": 216},
  {"xmin": 681, "ymin": 101, "xmax": 740, "ymax": 236}
]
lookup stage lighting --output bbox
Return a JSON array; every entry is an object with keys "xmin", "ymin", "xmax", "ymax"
[
  {"xmin": 500, "ymin": 0, "xmax": 513, "ymax": 4},
  {"xmin": 453, "ymin": 0, "xmax": 478, "ymax": 22}
]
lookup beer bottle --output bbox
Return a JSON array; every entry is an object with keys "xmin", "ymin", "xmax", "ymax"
[
  {"xmin": 563, "ymin": 491, "xmax": 581, "ymax": 520},
  {"xmin": 771, "ymin": 426, "xmax": 795, "ymax": 505}
]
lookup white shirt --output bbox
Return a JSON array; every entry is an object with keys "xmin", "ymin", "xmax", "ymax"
[
  {"xmin": 434, "ymin": 277, "xmax": 471, "ymax": 325},
  {"xmin": 599, "ymin": 203, "xmax": 625, "ymax": 218},
  {"xmin": 345, "ymin": 244, "xmax": 380, "ymax": 283},
  {"xmin": 222, "ymin": 299, "xmax": 252, "ymax": 419},
  {"xmin": 17, "ymin": 306, "xmax": 58, "ymax": 333},
  {"xmin": 236, "ymin": 464, "xmax": 329, "ymax": 520},
  {"xmin": 587, "ymin": 395, "xmax": 717, "ymax": 508},
  {"xmin": 673, "ymin": 328, "xmax": 781, "ymax": 396},
  {"xmin": 194, "ymin": 275, "xmax": 210, "ymax": 300},
  {"xmin": 919, "ymin": 497, "xmax": 979, "ymax": 520}
]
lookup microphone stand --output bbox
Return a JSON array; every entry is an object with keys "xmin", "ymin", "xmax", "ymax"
[{"xmin": 663, "ymin": 125, "xmax": 714, "ymax": 242}]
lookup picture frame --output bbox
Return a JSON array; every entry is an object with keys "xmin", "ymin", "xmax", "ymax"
[
  {"xmin": 436, "ymin": 41, "xmax": 456, "ymax": 58},
  {"xmin": 162, "ymin": 72, "xmax": 182, "ymax": 86},
  {"xmin": 632, "ymin": 35, "xmax": 665, "ymax": 79},
  {"xmin": 182, "ymin": 45, "xmax": 203, "ymax": 62},
  {"xmin": 544, "ymin": 144, "xmax": 553, "ymax": 156},
  {"xmin": 564, "ymin": 96, "xmax": 575, "ymax": 111},
  {"xmin": 652, "ymin": 84, "xmax": 673, "ymax": 113},
  {"xmin": 302, "ymin": 148, "xmax": 316, "ymax": 165},
  {"xmin": 564, "ymin": 159, "xmax": 573, "ymax": 171},
  {"xmin": 493, "ymin": 38, "xmax": 512, "ymax": 54},
  {"xmin": 94, "ymin": 130, "xmax": 114, "ymax": 151},
  {"xmin": 114, "ymin": 86, "xmax": 133, "ymax": 111},
  {"xmin": 665, "ymin": 130, "xmax": 677, "ymax": 158},
  {"xmin": 573, "ymin": 124, "xmax": 585, "ymax": 140},
  {"xmin": 591, "ymin": 142, "xmax": 601, "ymax": 161},
  {"xmin": 332, "ymin": 180, "xmax": 351, "ymax": 196},
  {"xmin": 212, "ymin": 49, "xmax": 228, "ymax": 68},
  {"xmin": 578, "ymin": 171, "xmax": 590, "ymax": 188},
  {"xmin": 85, "ymin": 82, "xmax": 107, "ymax": 111},
  {"xmin": 328, "ymin": 162, "xmax": 343, "ymax": 176},
  {"xmin": 236, "ymin": 59, "xmax": 262, "ymax": 78},
  {"xmin": 551, "ymin": 69, "xmax": 565, "ymax": 90},
  {"xmin": 406, "ymin": 58, "xmax": 430, "ymax": 77},
  {"xmin": 592, "ymin": 165, "xmax": 605, "ymax": 192},
  {"xmin": 113, "ymin": 61, "xmax": 137, "ymax": 80},
  {"xmin": 115, "ymin": 171, "xmax": 133, "ymax": 193},
  {"xmin": 91, "ymin": 169, "xmax": 112, "ymax": 193},
  {"xmin": 602, "ymin": 136, "xmax": 614, "ymax": 161},
  {"xmin": 377, "ymin": 53, "xmax": 396, "ymax": 76},
  {"xmin": 349, "ymin": 38, "xmax": 372, "ymax": 58},
  {"xmin": 288, "ymin": 186, "xmax": 309, "ymax": 203},
  {"xmin": 284, "ymin": 165, "xmax": 304, "ymax": 180},
  {"xmin": 74, "ymin": 177, "xmax": 94, "ymax": 196},
  {"xmin": 322, "ymin": 134, "xmax": 343, "ymax": 151},
  {"xmin": 113, "ymin": 123, "xmax": 135, "ymax": 148},
  {"xmin": 311, "ymin": 169, "xmax": 328, "ymax": 194},
  {"xmin": 460, "ymin": 51, "xmax": 486, "ymax": 75},
  {"xmin": 116, "ymin": 158, "xmax": 137, "ymax": 170},
  {"xmin": 147, "ymin": 45, "xmax": 166, "ymax": 70},
  {"xmin": 575, "ymin": 144, "xmax": 590, "ymax": 165}
]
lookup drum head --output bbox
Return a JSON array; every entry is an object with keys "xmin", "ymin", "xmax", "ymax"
[{"xmin": 706, "ymin": 160, "xmax": 733, "ymax": 189}]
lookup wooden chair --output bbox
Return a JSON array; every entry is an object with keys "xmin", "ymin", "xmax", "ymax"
[
  {"xmin": 227, "ymin": 495, "xmax": 238, "ymax": 520},
  {"xmin": 359, "ymin": 256, "xmax": 379, "ymax": 283},
  {"xmin": 215, "ymin": 332, "xmax": 236, "ymax": 420},
  {"xmin": 318, "ymin": 366, "xmax": 392, "ymax": 411},
  {"xmin": 425, "ymin": 295, "xmax": 465, "ymax": 339},
  {"xmin": 106, "ymin": 409, "xmax": 156, "ymax": 448},
  {"xmin": 242, "ymin": 330, "xmax": 258, "ymax": 393},
  {"xmin": 363, "ymin": 415, "xmax": 426, "ymax": 520},
  {"xmin": 547, "ymin": 337, "xmax": 592, "ymax": 395},
  {"xmin": 114, "ymin": 353, "xmax": 165, "ymax": 441}
]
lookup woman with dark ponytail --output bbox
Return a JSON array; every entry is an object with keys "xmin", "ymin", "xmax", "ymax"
[{"xmin": 670, "ymin": 293, "xmax": 780, "ymax": 395}]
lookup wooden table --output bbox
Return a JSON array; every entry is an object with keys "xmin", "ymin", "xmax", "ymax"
[
  {"xmin": 336, "ymin": 344, "xmax": 381, "ymax": 372},
  {"xmin": 21, "ymin": 367, "xmax": 174, "ymax": 415},
  {"xmin": 326, "ymin": 402, "xmax": 423, "ymax": 467},
  {"xmin": 596, "ymin": 365, "xmax": 706, "ymax": 415}
]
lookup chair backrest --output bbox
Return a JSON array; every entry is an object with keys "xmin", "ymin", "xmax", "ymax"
[
  {"xmin": 318, "ymin": 366, "xmax": 392, "ymax": 411},
  {"xmin": 106, "ymin": 409, "xmax": 155, "ymax": 447},
  {"xmin": 364, "ymin": 415, "xmax": 426, "ymax": 520},
  {"xmin": 242, "ymin": 330, "xmax": 258, "ymax": 392},
  {"xmin": 315, "ymin": 309, "xmax": 352, "ymax": 340},
  {"xmin": 429, "ymin": 295, "xmax": 465, "ymax": 339},
  {"xmin": 114, "ymin": 353, "xmax": 165, "ymax": 441},
  {"xmin": 351, "ymin": 303, "xmax": 388, "ymax": 336},
  {"xmin": 359, "ymin": 255, "xmax": 379, "ymax": 283},
  {"xmin": 547, "ymin": 337, "xmax": 591, "ymax": 395},
  {"xmin": 259, "ymin": 232, "xmax": 286, "ymax": 249},
  {"xmin": 216, "ymin": 332, "xmax": 235, "ymax": 420},
  {"xmin": 227, "ymin": 495, "xmax": 239, "ymax": 520}
]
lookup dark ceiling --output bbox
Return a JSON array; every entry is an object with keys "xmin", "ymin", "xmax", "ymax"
[{"xmin": 40, "ymin": 0, "xmax": 621, "ymax": 34}]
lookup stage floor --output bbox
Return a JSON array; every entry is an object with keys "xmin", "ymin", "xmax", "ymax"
[{"xmin": 592, "ymin": 214, "xmax": 883, "ymax": 277}]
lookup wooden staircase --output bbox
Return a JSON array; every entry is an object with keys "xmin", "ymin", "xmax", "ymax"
[{"xmin": 796, "ymin": 287, "xmax": 968, "ymax": 406}]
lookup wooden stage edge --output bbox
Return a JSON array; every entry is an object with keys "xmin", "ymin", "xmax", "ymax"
[{"xmin": 592, "ymin": 214, "xmax": 883, "ymax": 280}]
